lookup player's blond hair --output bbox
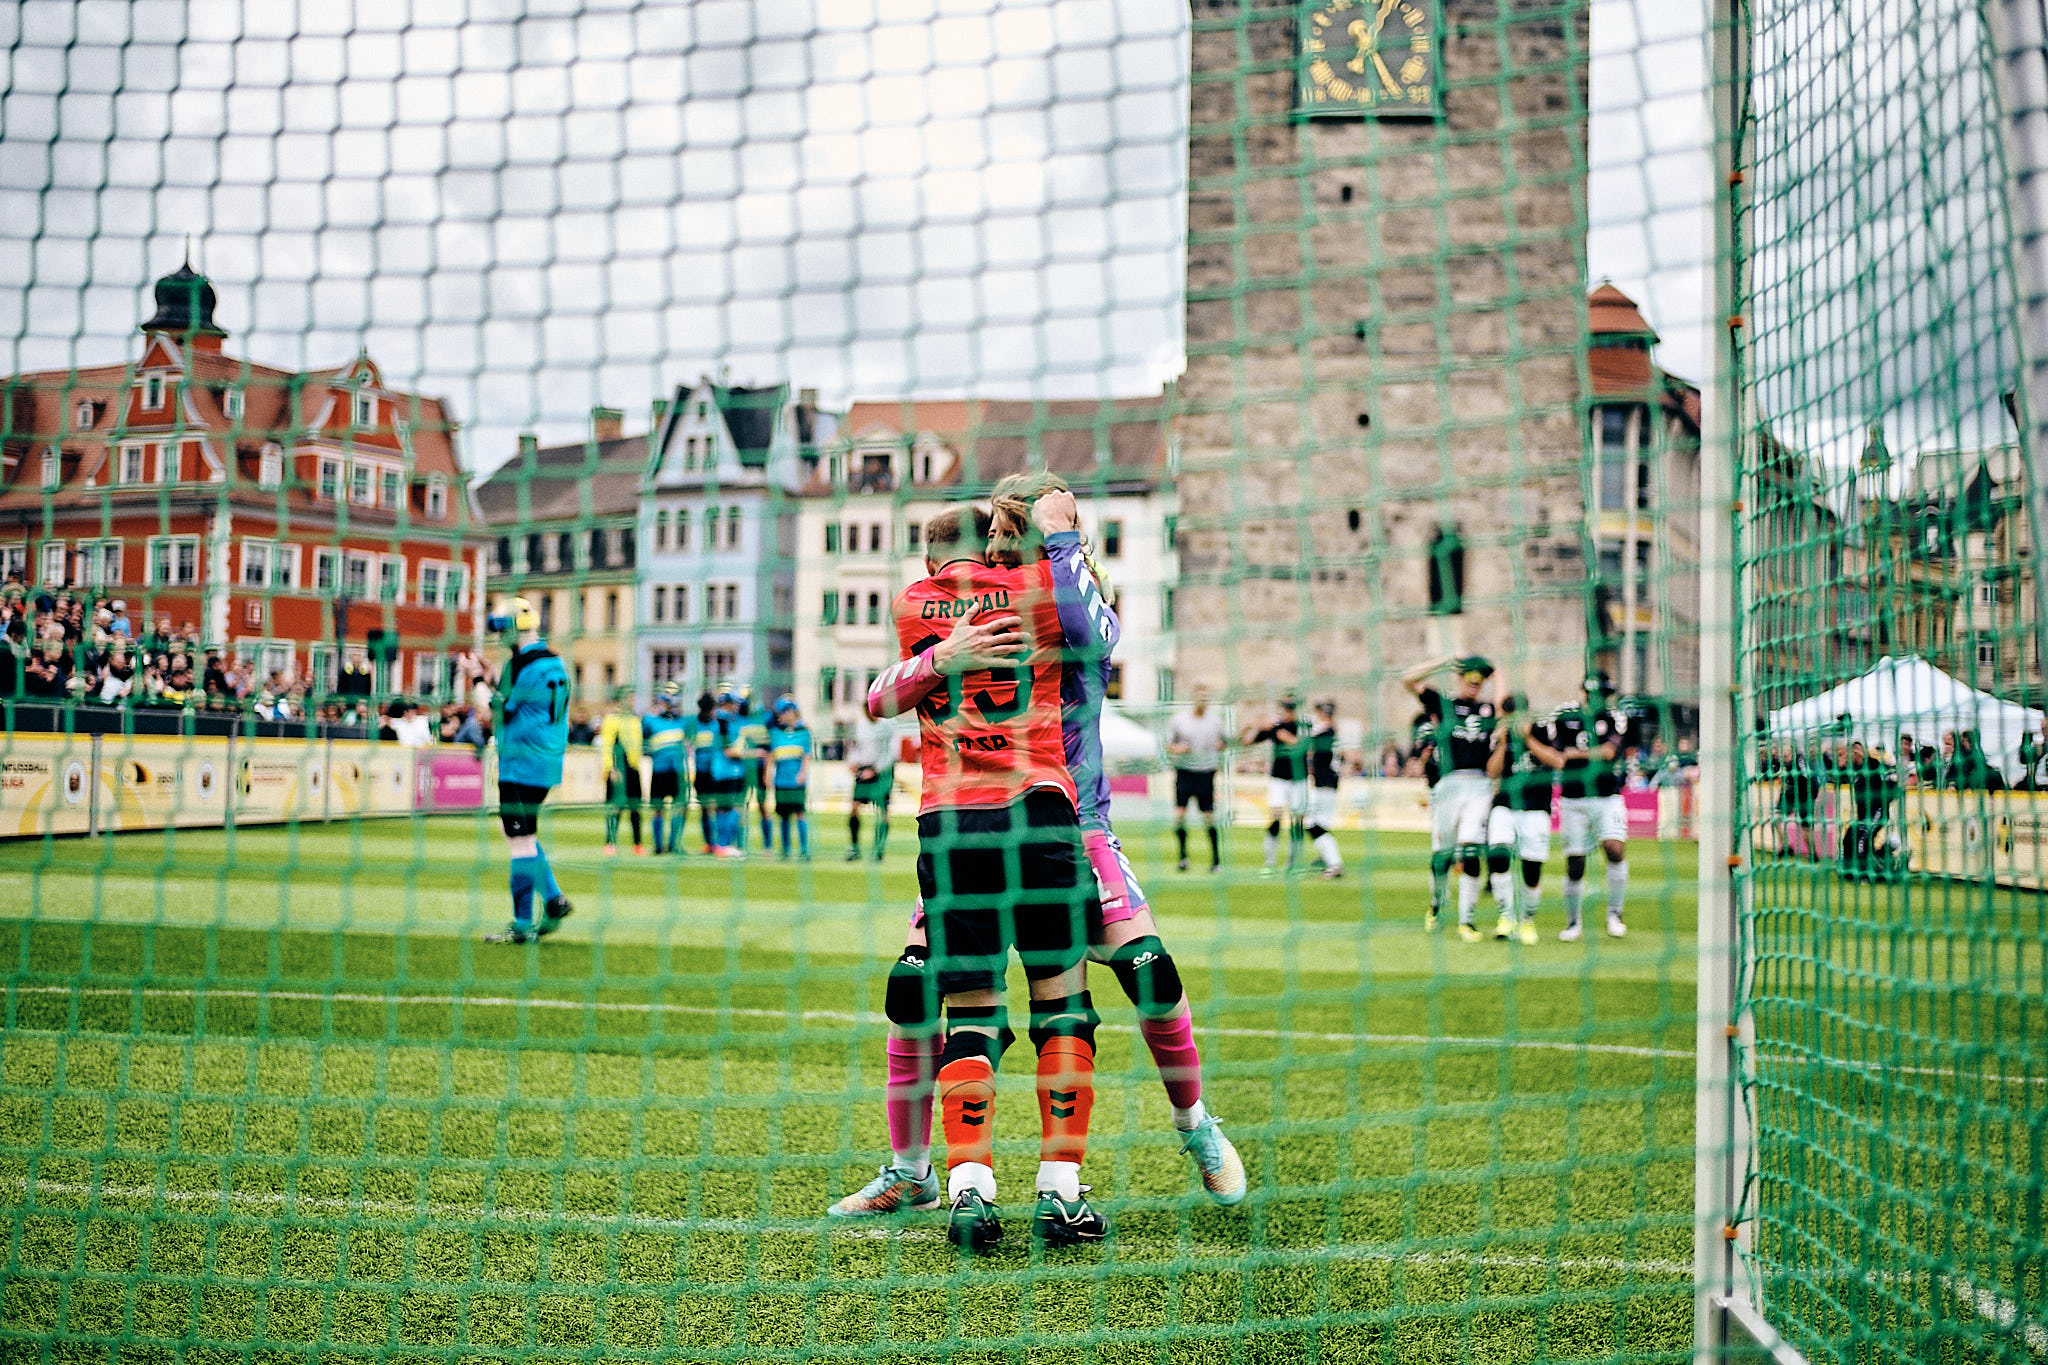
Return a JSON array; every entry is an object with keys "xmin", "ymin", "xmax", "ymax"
[{"xmin": 987, "ymin": 470, "xmax": 1113, "ymax": 602}]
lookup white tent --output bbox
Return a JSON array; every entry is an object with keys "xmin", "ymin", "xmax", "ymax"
[
  {"xmin": 1099, "ymin": 703, "xmax": 1161, "ymax": 770},
  {"xmin": 1764, "ymin": 654, "xmax": 2044, "ymax": 781}
]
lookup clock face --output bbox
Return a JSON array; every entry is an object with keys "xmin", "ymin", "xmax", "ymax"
[{"xmin": 1299, "ymin": 0, "xmax": 1440, "ymax": 117}]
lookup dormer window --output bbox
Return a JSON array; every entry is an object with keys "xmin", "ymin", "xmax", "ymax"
[
  {"xmin": 353, "ymin": 390, "xmax": 374, "ymax": 428},
  {"xmin": 223, "ymin": 387, "xmax": 244, "ymax": 421},
  {"xmin": 142, "ymin": 374, "xmax": 164, "ymax": 411},
  {"xmin": 425, "ymin": 475, "xmax": 447, "ymax": 519},
  {"xmin": 40, "ymin": 449, "xmax": 59, "ymax": 489},
  {"xmin": 259, "ymin": 446, "xmax": 283, "ymax": 490},
  {"xmin": 73, "ymin": 399, "xmax": 96, "ymax": 430}
]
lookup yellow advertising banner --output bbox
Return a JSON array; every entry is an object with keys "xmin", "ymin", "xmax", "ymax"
[
  {"xmin": 327, "ymin": 741, "xmax": 416, "ymax": 818},
  {"xmin": 1901, "ymin": 788, "xmax": 2048, "ymax": 891},
  {"xmin": 0, "ymin": 736, "xmax": 95, "ymax": 837},
  {"xmin": 231, "ymin": 737, "xmax": 325, "ymax": 826},
  {"xmin": 98, "ymin": 734, "xmax": 231, "ymax": 830}
]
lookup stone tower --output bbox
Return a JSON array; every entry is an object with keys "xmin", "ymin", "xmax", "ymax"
[{"xmin": 1172, "ymin": 0, "xmax": 1592, "ymax": 738}]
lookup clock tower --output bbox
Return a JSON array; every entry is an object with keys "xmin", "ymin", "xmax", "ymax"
[{"xmin": 1172, "ymin": 0, "xmax": 1593, "ymax": 732}]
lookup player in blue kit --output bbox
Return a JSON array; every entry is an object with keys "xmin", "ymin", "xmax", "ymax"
[
  {"xmin": 689, "ymin": 691, "xmax": 721, "ymax": 852},
  {"xmin": 643, "ymin": 681, "xmax": 690, "ymax": 854},
  {"xmin": 479, "ymin": 597, "xmax": 574, "ymax": 944},
  {"xmin": 768, "ymin": 696, "xmax": 813, "ymax": 859}
]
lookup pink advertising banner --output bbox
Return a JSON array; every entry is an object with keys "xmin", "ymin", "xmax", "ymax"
[{"xmin": 417, "ymin": 751, "xmax": 487, "ymax": 812}]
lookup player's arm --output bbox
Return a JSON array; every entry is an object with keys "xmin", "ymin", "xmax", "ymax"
[
  {"xmin": 1037, "ymin": 489, "xmax": 1120, "ymax": 655},
  {"xmin": 1524, "ymin": 720, "xmax": 1568, "ymax": 769},
  {"xmin": 1400, "ymin": 656, "xmax": 1455, "ymax": 697},
  {"xmin": 1486, "ymin": 727, "xmax": 1508, "ymax": 779},
  {"xmin": 865, "ymin": 606, "xmax": 1025, "ymax": 718}
]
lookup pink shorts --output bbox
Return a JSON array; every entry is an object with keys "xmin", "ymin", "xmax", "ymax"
[{"xmin": 906, "ymin": 827, "xmax": 1148, "ymax": 935}]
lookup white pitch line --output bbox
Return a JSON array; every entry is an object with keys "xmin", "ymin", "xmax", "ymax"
[
  {"xmin": 13, "ymin": 982, "xmax": 2047, "ymax": 1085},
  {"xmin": 7, "ymin": 983, "xmax": 1691, "ymax": 1061},
  {"xmin": 9, "ymin": 1176, "xmax": 1693, "ymax": 1279},
  {"xmin": 1943, "ymin": 1274, "xmax": 2048, "ymax": 1357}
]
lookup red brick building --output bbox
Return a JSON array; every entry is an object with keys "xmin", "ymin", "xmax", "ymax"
[{"xmin": 0, "ymin": 265, "xmax": 484, "ymax": 697}]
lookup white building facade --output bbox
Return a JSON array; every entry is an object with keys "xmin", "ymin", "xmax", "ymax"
[{"xmin": 635, "ymin": 379, "xmax": 834, "ymax": 702}]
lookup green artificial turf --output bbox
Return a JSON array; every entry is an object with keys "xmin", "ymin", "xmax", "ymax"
[{"xmin": 1, "ymin": 812, "xmax": 1707, "ymax": 1362}]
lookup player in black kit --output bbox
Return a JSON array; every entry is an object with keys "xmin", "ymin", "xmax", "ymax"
[
  {"xmin": 1401, "ymin": 655, "xmax": 1500, "ymax": 940},
  {"xmin": 1549, "ymin": 671, "xmax": 1631, "ymax": 940},
  {"xmin": 1485, "ymin": 695, "xmax": 1567, "ymax": 943}
]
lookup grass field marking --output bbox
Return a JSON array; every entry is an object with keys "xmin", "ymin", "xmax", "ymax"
[
  {"xmin": 1940, "ymin": 1274, "xmax": 2048, "ymax": 1357},
  {"xmin": 9, "ymin": 1175, "xmax": 1696, "ymax": 1279},
  {"xmin": 17, "ymin": 983, "xmax": 2045, "ymax": 1087},
  {"xmin": 7, "ymin": 982, "xmax": 1692, "ymax": 1061}
]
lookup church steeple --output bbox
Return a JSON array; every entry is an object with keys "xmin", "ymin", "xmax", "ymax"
[{"xmin": 140, "ymin": 263, "xmax": 228, "ymax": 353}]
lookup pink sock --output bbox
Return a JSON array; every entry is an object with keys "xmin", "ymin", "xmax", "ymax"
[
  {"xmin": 885, "ymin": 1036, "xmax": 939, "ymax": 1162},
  {"xmin": 1139, "ymin": 1011, "xmax": 1204, "ymax": 1110}
]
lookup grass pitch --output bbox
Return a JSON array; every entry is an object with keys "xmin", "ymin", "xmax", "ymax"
[{"xmin": 2, "ymin": 811, "xmax": 1705, "ymax": 1363}]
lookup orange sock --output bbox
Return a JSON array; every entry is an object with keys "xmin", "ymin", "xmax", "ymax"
[
  {"xmin": 1035, "ymin": 1037, "xmax": 1095, "ymax": 1164},
  {"xmin": 938, "ymin": 1056, "xmax": 996, "ymax": 1171}
]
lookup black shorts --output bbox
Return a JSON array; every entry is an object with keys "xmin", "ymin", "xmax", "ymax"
[
  {"xmin": 1174, "ymin": 769, "xmax": 1216, "ymax": 812},
  {"xmin": 498, "ymin": 781, "xmax": 550, "ymax": 838},
  {"xmin": 605, "ymin": 767, "xmax": 644, "ymax": 807},
  {"xmin": 775, "ymin": 790, "xmax": 807, "ymax": 816},
  {"xmin": 915, "ymin": 788, "xmax": 1095, "ymax": 996},
  {"xmin": 650, "ymin": 768, "xmax": 683, "ymax": 803},
  {"xmin": 700, "ymin": 776, "xmax": 743, "ymax": 809}
]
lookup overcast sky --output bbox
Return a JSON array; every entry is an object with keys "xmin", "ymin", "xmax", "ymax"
[{"xmin": 7, "ymin": 0, "xmax": 1722, "ymax": 475}]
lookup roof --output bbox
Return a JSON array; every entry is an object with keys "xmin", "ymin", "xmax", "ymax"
[
  {"xmin": 474, "ymin": 433, "xmax": 645, "ymax": 526},
  {"xmin": 1589, "ymin": 282, "xmax": 1657, "ymax": 340},
  {"xmin": 824, "ymin": 395, "xmax": 1168, "ymax": 495},
  {"xmin": 716, "ymin": 384, "xmax": 786, "ymax": 465}
]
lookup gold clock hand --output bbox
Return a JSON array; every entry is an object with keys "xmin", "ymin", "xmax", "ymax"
[
  {"xmin": 1346, "ymin": 19, "xmax": 1369, "ymax": 75},
  {"xmin": 1371, "ymin": 49, "xmax": 1401, "ymax": 95}
]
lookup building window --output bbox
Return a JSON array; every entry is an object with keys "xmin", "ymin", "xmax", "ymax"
[
  {"xmin": 1976, "ymin": 581, "xmax": 1997, "ymax": 606},
  {"xmin": 121, "ymin": 444, "xmax": 146, "ymax": 484},
  {"xmin": 705, "ymin": 647, "xmax": 736, "ymax": 681},
  {"xmin": 920, "ymin": 453, "xmax": 933, "ymax": 483},
  {"xmin": 845, "ymin": 523, "xmax": 859, "ymax": 555},
  {"xmin": 79, "ymin": 540, "xmax": 122, "ymax": 588},
  {"xmin": 74, "ymin": 399, "xmax": 96, "ymax": 430},
  {"xmin": 243, "ymin": 540, "xmax": 273, "ymax": 587},
  {"xmin": 706, "ymin": 507, "xmax": 720, "ymax": 548},
  {"xmin": 866, "ymin": 592, "xmax": 880, "ymax": 625},
  {"xmin": 605, "ymin": 590, "xmax": 619, "ymax": 631},
  {"xmin": 539, "ymin": 593, "xmax": 554, "ymax": 632},
  {"xmin": 1162, "ymin": 585, "xmax": 1175, "ymax": 630},
  {"xmin": 726, "ymin": 505, "xmax": 741, "ymax": 548},
  {"xmin": 259, "ymin": 447, "xmax": 283, "ymax": 489},
  {"xmin": 378, "ymin": 558, "xmax": 401, "ymax": 602},
  {"xmin": 223, "ymin": 388, "xmax": 244, "ymax": 421},
  {"xmin": 670, "ymin": 583, "xmax": 687, "ymax": 622},
  {"xmin": 844, "ymin": 592, "xmax": 858, "ymax": 625},
  {"xmin": 308, "ymin": 643, "xmax": 337, "ymax": 691},
  {"xmin": 653, "ymin": 585, "xmax": 668, "ymax": 623},
  {"xmin": 0, "ymin": 545, "xmax": 22, "ymax": 581},
  {"xmin": 655, "ymin": 510, "xmax": 669, "ymax": 550},
  {"xmin": 158, "ymin": 445, "xmax": 179, "ymax": 483},
  {"xmin": 1979, "ymin": 641, "xmax": 1998, "ymax": 668},
  {"xmin": 822, "ymin": 591, "xmax": 839, "ymax": 625},
  {"xmin": 525, "ymin": 533, "xmax": 543, "ymax": 573},
  {"xmin": 651, "ymin": 649, "xmax": 688, "ymax": 684},
  {"xmin": 445, "ymin": 565, "xmax": 467, "ymax": 608},
  {"xmin": 869, "ymin": 523, "xmax": 883, "ymax": 553},
  {"xmin": 142, "ymin": 374, "xmax": 164, "ymax": 411},
  {"xmin": 426, "ymin": 476, "xmax": 447, "ymax": 519},
  {"xmin": 148, "ymin": 537, "xmax": 199, "ymax": 586},
  {"xmin": 723, "ymin": 584, "xmax": 738, "ymax": 620},
  {"xmin": 39, "ymin": 450, "xmax": 59, "ymax": 489},
  {"xmin": 586, "ymin": 528, "xmax": 605, "ymax": 570},
  {"xmin": 420, "ymin": 563, "xmax": 443, "ymax": 606},
  {"xmin": 314, "ymin": 548, "xmax": 339, "ymax": 593},
  {"xmin": 320, "ymin": 458, "xmax": 342, "ymax": 500},
  {"xmin": 350, "ymin": 463, "xmax": 373, "ymax": 505},
  {"xmin": 1427, "ymin": 525, "xmax": 1464, "ymax": 616},
  {"xmin": 819, "ymin": 667, "xmax": 837, "ymax": 705},
  {"xmin": 825, "ymin": 523, "xmax": 840, "ymax": 553},
  {"xmin": 381, "ymin": 468, "xmax": 401, "ymax": 509},
  {"xmin": 908, "ymin": 523, "xmax": 921, "ymax": 550},
  {"xmin": 1102, "ymin": 520, "xmax": 1123, "ymax": 558},
  {"xmin": 342, "ymin": 553, "xmax": 371, "ymax": 598},
  {"xmin": 354, "ymin": 390, "xmax": 374, "ymax": 428},
  {"xmin": 706, "ymin": 583, "xmax": 720, "ymax": 620},
  {"xmin": 1596, "ymin": 407, "xmax": 1631, "ymax": 512},
  {"xmin": 675, "ymin": 508, "xmax": 690, "ymax": 549},
  {"xmin": 40, "ymin": 541, "xmax": 67, "ymax": 586}
]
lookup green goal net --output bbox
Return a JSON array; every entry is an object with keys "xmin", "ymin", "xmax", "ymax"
[{"xmin": 14, "ymin": 1, "xmax": 2042, "ymax": 1363}]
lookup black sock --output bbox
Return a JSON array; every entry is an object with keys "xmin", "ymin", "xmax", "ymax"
[
  {"xmin": 1208, "ymin": 826, "xmax": 1220, "ymax": 865},
  {"xmin": 630, "ymin": 810, "xmax": 642, "ymax": 845},
  {"xmin": 1176, "ymin": 826, "xmax": 1188, "ymax": 859},
  {"xmin": 848, "ymin": 811, "xmax": 861, "ymax": 850}
]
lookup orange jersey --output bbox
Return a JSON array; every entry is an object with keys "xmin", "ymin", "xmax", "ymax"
[{"xmin": 893, "ymin": 558, "xmax": 1077, "ymax": 814}]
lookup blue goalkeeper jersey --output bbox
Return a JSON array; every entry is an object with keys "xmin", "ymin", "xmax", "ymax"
[
  {"xmin": 644, "ymin": 712, "xmax": 688, "ymax": 772},
  {"xmin": 495, "ymin": 641, "xmax": 569, "ymax": 788},
  {"xmin": 708, "ymin": 712, "xmax": 750, "ymax": 783},
  {"xmin": 770, "ymin": 726, "xmax": 811, "ymax": 789}
]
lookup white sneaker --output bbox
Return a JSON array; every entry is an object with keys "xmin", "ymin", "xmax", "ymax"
[
  {"xmin": 1557, "ymin": 921, "xmax": 1583, "ymax": 942},
  {"xmin": 1606, "ymin": 913, "xmax": 1627, "ymax": 939}
]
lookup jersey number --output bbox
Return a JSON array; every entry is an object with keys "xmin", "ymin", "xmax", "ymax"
[
  {"xmin": 908, "ymin": 633, "xmax": 1033, "ymax": 728},
  {"xmin": 544, "ymin": 679, "xmax": 564, "ymax": 725}
]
